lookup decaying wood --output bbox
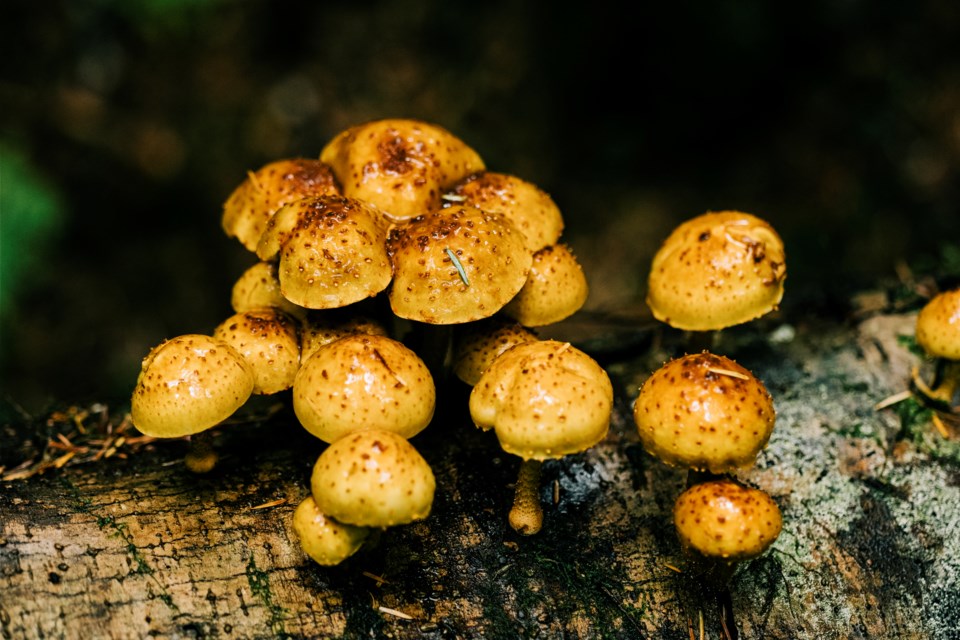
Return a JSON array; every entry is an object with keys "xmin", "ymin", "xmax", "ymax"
[{"xmin": 2, "ymin": 303, "xmax": 960, "ymax": 639}]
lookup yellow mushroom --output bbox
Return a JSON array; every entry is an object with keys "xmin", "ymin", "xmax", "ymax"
[
  {"xmin": 292, "ymin": 495, "xmax": 372, "ymax": 566},
  {"xmin": 299, "ymin": 309, "xmax": 390, "ymax": 364},
  {"xmin": 229, "ymin": 261, "xmax": 307, "ymax": 321},
  {"xmin": 913, "ymin": 287, "xmax": 960, "ymax": 407},
  {"xmin": 212, "ymin": 308, "xmax": 301, "ymax": 395},
  {"xmin": 502, "ymin": 243, "xmax": 589, "ymax": 327},
  {"xmin": 451, "ymin": 317, "xmax": 539, "ymax": 387}
]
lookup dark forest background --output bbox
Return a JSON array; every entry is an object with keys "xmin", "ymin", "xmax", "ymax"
[{"xmin": 2, "ymin": 0, "xmax": 959, "ymax": 412}]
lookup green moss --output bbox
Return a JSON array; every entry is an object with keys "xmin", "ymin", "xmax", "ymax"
[{"xmin": 245, "ymin": 553, "xmax": 288, "ymax": 638}]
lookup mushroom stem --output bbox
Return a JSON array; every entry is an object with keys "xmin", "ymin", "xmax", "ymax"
[
  {"xmin": 509, "ymin": 458, "xmax": 544, "ymax": 535},
  {"xmin": 185, "ymin": 431, "xmax": 218, "ymax": 474},
  {"xmin": 914, "ymin": 359, "xmax": 960, "ymax": 409}
]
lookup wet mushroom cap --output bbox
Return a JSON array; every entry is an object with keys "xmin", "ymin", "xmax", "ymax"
[
  {"xmin": 222, "ymin": 158, "xmax": 341, "ymax": 253},
  {"xmin": 502, "ymin": 243, "xmax": 589, "ymax": 327},
  {"xmin": 646, "ymin": 210, "xmax": 786, "ymax": 331},
  {"xmin": 469, "ymin": 340, "xmax": 613, "ymax": 460},
  {"xmin": 230, "ymin": 261, "xmax": 307, "ymax": 321},
  {"xmin": 452, "ymin": 317, "xmax": 539, "ymax": 386},
  {"xmin": 256, "ymin": 195, "xmax": 392, "ymax": 310},
  {"xmin": 299, "ymin": 310, "xmax": 389, "ymax": 364},
  {"xmin": 632, "ymin": 351, "xmax": 776, "ymax": 473},
  {"xmin": 444, "ymin": 171, "xmax": 564, "ymax": 252},
  {"xmin": 293, "ymin": 334, "xmax": 435, "ymax": 443},
  {"xmin": 673, "ymin": 478, "xmax": 782, "ymax": 562},
  {"xmin": 310, "ymin": 429, "xmax": 436, "ymax": 528},
  {"xmin": 212, "ymin": 308, "xmax": 301, "ymax": 395},
  {"xmin": 130, "ymin": 334, "xmax": 255, "ymax": 438},
  {"xmin": 915, "ymin": 288, "xmax": 960, "ymax": 360},
  {"xmin": 387, "ymin": 205, "xmax": 532, "ymax": 324},
  {"xmin": 320, "ymin": 118, "xmax": 485, "ymax": 222},
  {"xmin": 292, "ymin": 495, "xmax": 371, "ymax": 566}
]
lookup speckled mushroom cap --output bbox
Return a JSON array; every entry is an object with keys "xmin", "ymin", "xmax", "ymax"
[
  {"xmin": 673, "ymin": 478, "xmax": 782, "ymax": 563},
  {"xmin": 320, "ymin": 118, "xmax": 485, "ymax": 222},
  {"xmin": 292, "ymin": 495, "xmax": 371, "ymax": 566},
  {"xmin": 646, "ymin": 210, "xmax": 786, "ymax": 331},
  {"xmin": 222, "ymin": 158, "xmax": 341, "ymax": 253},
  {"xmin": 469, "ymin": 340, "xmax": 613, "ymax": 460},
  {"xmin": 915, "ymin": 288, "xmax": 960, "ymax": 360},
  {"xmin": 293, "ymin": 334, "xmax": 435, "ymax": 443},
  {"xmin": 452, "ymin": 317, "xmax": 539, "ymax": 386},
  {"xmin": 310, "ymin": 429, "xmax": 436, "ymax": 528},
  {"xmin": 299, "ymin": 310, "xmax": 390, "ymax": 364},
  {"xmin": 632, "ymin": 351, "xmax": 775, "ymax": 473},
  {"xmin": 230, "ymin": 261, "xmax": 307, "ymax": 321},
  {"xmin": 502, "ymin": 243, "xmax": 589, "ymax": 327},
  {"xmin": 256, "ymin": 195, "xmax": 392, "ymax": 310},
  {"xmin": 212, "ymin": 308, "xmax": 301, "ymax": 395},
  {"xmin": 386, "ymin": 205, "xmax": 532, "ymax": 324},
  {"xmin": 130, "ymin": 334, "xmax": 254, "ymax": 438},
  {"xmin": 443, "ymin": 172, "xmax": 564, "ymax": 252}
]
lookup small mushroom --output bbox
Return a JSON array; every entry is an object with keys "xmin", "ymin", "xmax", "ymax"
[
  {"xmin": 230, "ymin": 261, "xmax": 307, "ymax": 321},
  {"xmin": 292, "ymin": 494, "xmax": 372, "ymax": 566},
  {"xmin": 310, "ymin": 429, "xmax": 436, "ymax": 528},
  {"xmin": 632, "ymin": 351, "xmax": 776, "ymax": 475},
  {"xmin": 320, "ymin": 118, "xmax": 485, "ymax": 222},
  {"xmin": 299, "ymin": 309, "xmax": 390, "ymax": 364},
  {"xmin": 913, "ymin": 287, "xmax": 960, "ymax": 407},
  {"xmin": 673, "ymin": 477, "xmax": 782, "ymax": 583},
  {"xmin": 293, "ymin": 334, "xmax": 435, "ymax": 443},
  {"xmin": 501, "ymin": 243, "xmax": 589, "ymax": 327},
  {"xmin": 222, "ymin": 158, "xmax": 341, "ymax": 253},
  {"xmin": 451, "ymin": 317, "xmax": 539, "ymax": 387},
  {"xmin": 256, "ymin": 195, "xmax": 392, "ymax": 310},
  {"xmin": 212, "ymin": 308, "xmax": 301, "ymax": 395},
  {"xmin": 646, "ymin": 210, "xmax": 786, "ymax": 334},
  {"xmin": 443, "ymin": 171, "xmax": 564, "ymax": 252},
  {"xmin": 469, "ymin": 339, "xmax": 613, "ymax": 534}
]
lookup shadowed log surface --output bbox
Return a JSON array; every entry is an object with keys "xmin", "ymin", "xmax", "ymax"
[{"xmin": 3, "ymin": 300, "xmax": 960, "ymax": 640}]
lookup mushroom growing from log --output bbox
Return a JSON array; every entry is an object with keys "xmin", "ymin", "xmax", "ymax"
[
  {"xmin": 913, "ymin": 287, "xmax": 960, "ymax": 408},
  {"xmin": 212, "ymin": 308, "xmax": 301, "ymax": 396},
  {"xmin": 292, "ymin": 494, "xmax": 373, "ymax": 567},
  {"xmin": 469, "ymin": 339, "xmax": 613, "ymax": 535}
]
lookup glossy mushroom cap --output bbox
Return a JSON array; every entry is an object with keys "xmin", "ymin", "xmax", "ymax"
[
  {"xmin": 633, "ymin": 352, "xmax": 776, "ymax": 474},
  {"xmin": 310, "ymin": 429, "xmax": 436, "ymax": 528},
  {"xmin": 673, "ymin": 478, "xmax": 782, "ymax": 563},
  {"xmin": 292, "ymin": 495, "xmax": 371, "ymax": 566},
  {"xmin": 293, "ymin": 334, "xmax": 435, "ymax": 443},
  {"xmin": 256, "ymin": 195, "xmax": 392, "ymax": 310},
  {"xmin": 222, "ymin": 158, "xmax": 341, "ymax": 253},
  {"xmin": 212, "ymin": 308, "xmax": 301, "ymax": 395},
  {"xmin": 452, "ymin": 317, "xmax": 539, "ymax": 386},
  {"xmin": 230, "ymin": 261, "xmax": 307, "ymax": 321},
  {"xmin": 444, "ymin": 171, "xmax": 564, "ymax": 252},
  {"xmin": 915, "ymin": 288, "xmax": 960, "ymax": 360},
  {"xmin": 387, "ymin": 205, "xmax": 532, "ymax": 325},
  {"xmin": 130, "ymin": 334, "xmax": 254, "ymax": 438},
  {"xmin": 320, "ymin": 118, "xmax": 485, "ymax": 222},
  {"xmin": 502, "ymin": 243, "xmax": 589, "ymax": 327},
  {"xmin": 469, "ymin": 340, "xmax": 613, "ymax": 460},
  {"xmin": 299, "ymin": 310, "xmax": 389, "ymax": 364},
  {"xmin": 646, "ymin": 210, "xmax": 786, "ymax": 331}
]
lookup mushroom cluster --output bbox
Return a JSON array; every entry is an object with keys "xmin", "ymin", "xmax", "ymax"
[{"xmin": 130, "ymin": 117, "xmax": 607, "ymax": 565}]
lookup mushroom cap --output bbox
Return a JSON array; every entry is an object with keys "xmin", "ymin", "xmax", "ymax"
[
  {"xmin": 212, "ymin": 308, "xmax": 301, "ymax": 395},
  {"xmin": 310, "ymin": 429, "xmax": 436, "ymax": 528},
  {"xmin": 320, "ymin": 118, "xmax": 485, "ymax": 222},
  {"xmin": 387, "ymin": 205, "xmax": 532, "ymax": 324},
  {"xmin": 444, "ymin": 171, "xmax": 564, "ymax": 252},
  {"xmin": 293, "ymin": 334, "xmax": 435, "ymax": 443},
  {"xmin": 292, "ymin": 495, "xmax": 371, "ymax": 566},
  {"xmin": 915, "ymin": 288, "xmax": 960, "ymax": 360},
  {"xmin": 130, "ymin": 334, "xmax": 254, "ymax": 438},
  {"xmin": 502, "ymin": 243, "xmax": 589, "ymax": 327},
  {"xmin": 469, "ymin": 340, "xmax": 613, "ymax": 460},
  {"xmin": 673, "ymin": 478, "xmax": 782, "ymax": 562},
  {"xmin": 452, "ymin": 317, "xmax": 539, "ymax": 386},
  {"xmin": 299, "ymin": 309, "xmax": 390, "ymax": 364},
  {"xmin": 256, "ymin": 195, "xmax": 392, "ymax": 310},
  {"xmin": 222, "ymin": 158, "xmax": 341, "ymax": 252},
  {"xmin": 632, "ymin": 351, "xmax": 775, "ymax": 473},
  {"xmin": 230, "ymin": 261, "xmax": 307, "ymax": 321},
  {"xmin": 646, "ymin": 210, "xmax": 786, "ymax": 331}
]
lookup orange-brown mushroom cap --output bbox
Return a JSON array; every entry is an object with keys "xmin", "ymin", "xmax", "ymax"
[
  {"xmin": 452, "ymin": 317, "xmax": 539, "ymax": 386},
  {"xmin": 673, "ymin": 478, "xmax": 782, "ymax": 563},
  {"xmin": 646, "ymin": 210, "xmax": 786, "ymax": 331},
  {"xmin": 230, "ymin": 261, "xmax": 307, "ymax": 321},
  {"xmin": 292, "ymin": 495, "xmax": 371, "ymax": 566},
  {"xmin": 915, "ymin": 288, "xmax": 960, "ymax": 360},
  {"xmin": 130, "ymin": 334, "xmax": 254, "ymax": 438},
  {"xmin": 502, "ymin": 243, "xmax": 589, "ymax": 327},
  {"xmin": 320, "ymin": 118, "xmax": 485, "ymax": 222},
  {"xmin": 632, "ymin": 351, "xmax": 776, "ymax": 473},
  {"xmin": 212, "ymin": 308, "xmax": 301, "ymax": 395},
  {"xmin": 387, "ymin": 205, "xmax": 532, "ymax": 324}
]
